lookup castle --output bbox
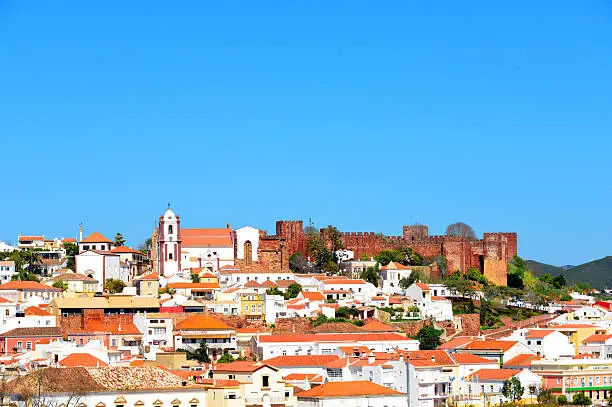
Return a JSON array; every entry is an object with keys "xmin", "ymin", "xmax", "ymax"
[{"xmin": 272, "ymin": 221, "xmax": 516, "ymax": 286}]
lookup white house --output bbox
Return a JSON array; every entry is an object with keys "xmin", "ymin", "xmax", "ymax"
[
  {"xmin": 219, "ymin": 269, "xmax": 294, "ymax": 287},
  {"xmin": 0, "ymin": 242, "xmax": 16, "ymax": 253},
  {"xmin": 379, "ymin": 262, "xmax": 411, "ymax": 294},
  {"xmin": 0, "ymin": 261, "xmax": 16, "ymax": 283},
  {"xmin": 319, "ymin": 278, "xmax": 377, "ymax": 303},
  {"xmin": 505, "ymin": 328, "xmax": 574, "ymax": 359},
  {"xmin": 133, "ymin": 312, "xmax": 174, "ymax": 347},
  {"xmin": 75, "ymin": 250, "xmax": 122, "ymax": 292},
  {"xmin": 580, "ymin": 333, "xmax": 612, "ymax": 358},
  {"xmin": 461, "ymin": 368, "xmax": 542, "ymax": 405},
  {"xmin": 405, "ymin": 282, "xmax": 453, "ymax": 321},
  {"xmin": 78, "ymin": 231, "xmax": 114, "ymax": 252}
]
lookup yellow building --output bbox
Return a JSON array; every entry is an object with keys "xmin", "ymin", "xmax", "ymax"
[
  {"xmin": 135, "ymin": 271, "xmax": 159, "ymax": 297},
  {"xmin": 43, "ymin": 271, "xmax": 98, "ymax": 298},
  {"xmin": 554, "ymin": 324, "xmax": 606, "ymax": 355},
  {"xmin": 240, "ymin": 293, "xmax": 265, "ymax": 321}
]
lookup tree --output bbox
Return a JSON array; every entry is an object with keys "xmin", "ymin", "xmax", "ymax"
[
  {"xmin": 105, "ymin": 278, "xmax": 126, "ymax": 294},
  {"xmin": 502, "ymin": 377, "xmax": 524, "ymax": 403},
  {"xmin": 323, "ymin": 225, "xmax": 344, "ymax": 255},
  {"xmin": 138, "ymin": 237, "xmax": 152, "ymax": 254},
  {"xmin": 399, "ymin": 277, "xmax": 411, "ymax": 291},
  {"xmin": 22, "ymin": 250, "xmax": 42, "ymax": 274},
  {"xmin": 537, "ymin": 389, "xmax": 556, "ymax": 405},
  {"xmin": 466, "ymin": 268, "xmax": 488, "ymax": 285},
  {"xmin": 360, "ymin": 266, "xmax": 379, "ymax": 287},
  {"xmin": 336, "ymin": 306, "xmax": 360, "ymax": 319},
  {"xmin": 191, "ymin": 273, "xmax": 200, "ymax": 283},
  {"xmin": 114, "ymin": 232, "xmax": 126, "ymax": 246},
  {"xmin": 186, "ymin": 340, "xmax": 211, "ymax": 363},
  {"xmin": 284, "ymin": 282, "xmax": 302, "ymax": 300},
  {"xmin": 265, "ymin": 287, "xmax": 283, "ymax": 296},
  {"xmin": 558, "ymin": 395, "xmax": 569, "ymax": 405},
  {"xmin": 572, "ymin": 393, "xmax": 592, "ymax": 406},
  {"xmin": 374, "ymin": 250, "xmax": 406, "ymax": 266},
  {"xmin": 445, "ymin": 222, "xmax": 477, "ymax": 240},
  {"xmin": 322, "ymin": 260, "xmax": 339, "ymax": 274},
  {"xmin": 507, "ymin": 255, "xmax": 527, "ymax": 289},
  {"xmin": 216, "ymin": 352, "xmax": 235, "ymax": 363},
  {"xmin": 306, "ymin": 231, "xmax": 333, "ymax": 270},
  {"xmin": 553, "ymin": 275, "xmax": 567, "ymax": 289},
  {"xmin": 63, "ymin": 242, "xmax": 79, "ymax": 270},
  {"xmin": 415, "ymin": 323, "xmax": 443, "ymax": 350},
  {"xmin": 289, "ymin": 253, "xmax": 307, "ymax": 272},
  {"xmin": 432, "ymin": 255, "xmax": 449, "ymax": 277},
  {"xmin": 52, "ymin": 280, "xmax": 68, "ymax": 291}
]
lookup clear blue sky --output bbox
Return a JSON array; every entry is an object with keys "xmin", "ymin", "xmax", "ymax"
[{"xmin": 1, "ymin": 1, "xmax": 610, "ymax": 266}]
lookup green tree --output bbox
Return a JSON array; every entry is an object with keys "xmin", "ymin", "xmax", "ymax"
[
  {"xmin": 139, "ymin": 237, "xmax": 153, "ymax": 254},
  {"xmin": 186, "ymin": 340, "xmax": 211, "ymax": 363},
  {"xmin": 284, "ymin": 282, "xmax": 302, "ymax": 300},
  {"xmin": 336, "ymin": 306, "xmax": 360, "ymax": 319},
  {"xmin": 553, "ymin": 275, "xmax": 567, "ymax": 289},
  {"xmin": 558, "ymin": 395, "xmax": 568, "ymax": 405},
  {"xmin": 323, "ymin": 225, "xmax": 344, "ymax": 255},
  {"xmin": 105, "ymin": 278, "xmax": 126, "ymax": 294},
  {"xmin": 399, "ymin": 277, "xmax": 411, "ymax": 291},
  {"xmin": 191, "ymin": 273, "xmax": 200, "ymax": 283},
  {"xmin": 63, "ymin": 242, "xmax": 79, "ymax": 270},
  {"xmin": 537, "ymin": 389, "xmax": 556, "ymax": 405},
  {"xmin": 502, "ymin": 377, "xmax": 525, "ymax": 403},
  {"xmin": 360, "ymin": 266, "xmax": 379, "ymax": 287},
  {"xmin": 322, "ymin": 260, "xmax": 339, "ymax": 274},
  {"xmin": 22, "ymin": 250, "xmax": 42, "ymax": 274},
  {"xmin": 289, "ymin": 253, "xmax": 307, "ymax": 272},
  {"xmin": 216, "ymin": 352, "xmax": 235, "ymax": 363},
  {"xmin": 374, "ymin": 250, "xmax": 405, "ymax": 266},
  {"xmin": 114, "ymin": 232, "xmax": 126, "ymax": 247},
  {"xmin": 572, "ymin": 393, "xmax": 592, "ymax": 406},
  {"xmin": 480, "ymin": 297, "xmax": 498, "ymax": 327},
  {"xmin": 466, "ymin": 268, "xmax": 488, "ymax": 285},
  {"xmin": 539, "ymin": 274, "xmax": 554, "ymax": 285},
  {"xmin": 432, "ymin": 255, "xmax": 449, "ymax": 277},
  {"xmin": 52, "ymin": 280, "xmax": 68, "ymax": 291},
  {"xmin": 306, "ymin": 232, "xmax": 333, "ymax": 269},
  {"xmin": 415, "ymin": 324, "xmax": 443, "ymax": 350},
  {"xmin": 445, "ymin": 222, "xmax": 477, "ymax": 240},
  {"xmin": 507, "ymin": 255, "xmax": 527, "ymax": 289},
  {"xmin": 265, "ymin": 287, "xmax": 283, "ymax": 296}
]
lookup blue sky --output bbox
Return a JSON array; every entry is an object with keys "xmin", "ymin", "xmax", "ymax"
[{"xmin": 1, "ymin": 1, "xmax": 610, "ymax": 266}]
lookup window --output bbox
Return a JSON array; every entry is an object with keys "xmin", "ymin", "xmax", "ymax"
[
  {"xmin": 527, "ymin": 340, "xmax": 531, "ymax": 345},
  {"xmin": 16, "ymin": 341, "xmax": 22, "ymax": 350},
  {"xmin": 285, "ymin": 391, "xmax": 289, "ymax": 398},
  {"xmin": 148, "ymin": 282, "xmax": 152, "ymax": 288},
  {"xmin": 536, "ymin": 340, "xmax": 542, "ymax": 345},
  {"xmin": 596, "ymin": 377, "xmax": 601, "ymax": 384},
  {"xmin": 169, "ymin": 253, "xmax": 173, "ymax": 260},
  {"xmin": 251, "ymin": 305, "xmax": 256, "ymax": 313},
  {"xmin": 4, "ymin": 310, "xmax": 8, "ymax": 316},
  {"xmin": 245, "ymin": 305, "xmax": 249, "ymax": 311},
  {"xmin": 257, "ymin": 305, "xmax": 262, "ymax": 313},
  {"xmin": 557, "ymin": 378, "xmax": 561, "ymax": 384},
  {"xmin": 282, "ymin": 350, "xmax": 287, "ymax": 356},
  {"xmin": 228, "ymin": 374, "xmax": 235, "ymax": 379},
  {"xmin": 262, "ymin": 375, "xmax": 269, "ymax": 387},
  {"xmin": 244, "ymin": 241, "xmax": 252, "ymax": 266},
  {"xmin": 168, "ymin": 225, "xmax": 173, "ymax": 234},
  {"xmin": 26, "ymin": 341, "xmax": 32, "ymax": 351}
]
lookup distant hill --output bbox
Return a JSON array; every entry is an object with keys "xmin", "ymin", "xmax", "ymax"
[{"xmin": 526, "ymin": 257, "xmax": 612, "ymax": 288}]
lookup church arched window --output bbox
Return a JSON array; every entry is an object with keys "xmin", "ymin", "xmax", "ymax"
[
  {"xmin": 244, "ymin": 241, "xmax": 252, "ymax": 266},
  {"xmin": 168, "ymin": 225, "xmax": 173, "ymax": 234}
]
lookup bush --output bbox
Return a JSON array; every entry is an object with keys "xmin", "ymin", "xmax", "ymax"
[{"xmin": 558, "ymin": 395, "xmax": 568, "ymax": 405}]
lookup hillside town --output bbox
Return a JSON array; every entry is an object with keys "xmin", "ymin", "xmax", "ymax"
[{"xmin": 0, "ymin": 207, "xmax": 609, "ymax": 407}]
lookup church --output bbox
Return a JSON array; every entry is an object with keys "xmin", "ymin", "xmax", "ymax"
[{"xmin": 151, "ymin": 207, "xmax": 289, "ymax": 278}]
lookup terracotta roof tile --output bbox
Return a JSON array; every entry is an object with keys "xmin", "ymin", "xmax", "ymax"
[
  {"xmin": 81, "ymin": 232, "xmax": 112, "ymax": 243},
  {"xmin": 300, "ymin": 291, "xmax": 325, "ymax": 301},
  {"xmin": 264, "ymin": 355, "xmax": 340, "ymax": 367},
  {"xmin": 503, "ymin": 353, "xmax": 542, "ymax": 368},
  {"xmin": 0, "ymin": 281, "xmax": 62, "ymax": 291},
  {"xmin": 258, "ymin": 332, "xmax": 410, "ymax": 343},
  {"xmin": 379, "ymin": 261, "xmax": 410, "ymax": 271},
  {"xmin": 452, "ymin": 353, "xmax": 496, "ymax": 364},
  {"xmin": 362, "ymin": 320, "xmax": 397, "ymax": 332},
  {"xmin": 582, "ymin": 334, "xmax": 612, "ymax": 344},
  {"xmin": 526, "ymin": 329, "xmax": 555, "ymax": 339},
  {"xmin": 465, "ymin": 368, "xmax": 518, "ymax": 381},
  {"xmin": 181, "ymin": 228, "xmax": 233, "ymax": 247},
  {"xmin": 24, "ymin": 306, "xmax": 51, "ymax": 316},
  {"xmin": 213, "ymin": 361, "xmax": 276, "ymax": 373},
  {"xmin": 176, "ymin": 315, "xmax": 233, "ymax": 331},
  {"xmin": 59, "ymin": 353, "xmax": 108, "ymax": 367},
  {"xmin": 297, "ymin": 380, "xmax": 404, "ymax": 398},
  {"xmin": 463, "ymin": 340, "xmax": 517, "ymax": 352},
  {"xmin": 407, "ymin": 350, "xmax": 456, "ymax": 366},
  {"xmin": 283, "ymin": 373, "xmax": 324, "ymax": 383},
  {"xmin": 168, "ymin": 282, "xmax": 220, "ymax": 290}
]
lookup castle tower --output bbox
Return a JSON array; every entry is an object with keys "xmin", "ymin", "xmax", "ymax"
[
  {"xmin": 403, "ymin": 225, "xmax": 429, "ymax": 242},
  {"xmin": 157, "ymin": 207, "xmax": 182, "ymax": 277}
]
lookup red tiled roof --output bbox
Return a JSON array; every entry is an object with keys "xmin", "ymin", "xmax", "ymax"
[
  {"xmin": 0, "ymin": 281, "xmax": 62, "ymax": 291},
  {"xmin": 264, "ymin": 355, "xmax": 340, "ymax": 367},
  {"xmin": 594, "ymin": 301, "xmax": 612, "ymax": 311},
  {"xmin": 324, "ymin": 279, "xmax": 367, "ymax": 285},
  {"xmin": 283, "ymin": 373, "xmax": 324, "ymax": 383},
  {"xmin": 139, "ymin": 272, "xmax": 159, "ymax": 281},
  {"xmin": 18, "ymin": 236, "xmax": 44, "ymax": 241},
  {"xmin": 61, "ymin": 238, "xmax": 77, "ymax": 243},
  {"xmin": 300, "ymin": 291, "xmax": 325, "ymax": 301},
  {"xmin": 257, "ymin": 333, "xmax": 410, "ymax": 343},
  {"xmin": 0, "ymin": 297, "xmax": 13, "ymax": 304},
  {"xmin": 582, "ymin": 334, "xmax": 612, "ymax": 344},
  {"xmin": 554, "ymin": 324, "xmax": 597, "ymax": 329},
  {"xmin": 463, "ymin": 340, "xmax": 517, "ymax": 352},
  {"xmin": 452, "ymin": 353, "xmax": 496, "ymax": 365},
  {"xmin": 379, "ymin": 261, "xmax": 410, "ymax": 271},
  {"xmin": 167, "ymin": 282, "xmax": 220, "ymax": 290},
  {"xmin": 407, "ymin": 350, "xmax": 456, "ymax": 367},
  {"xmin": 59, "ymin": 353, "xmax": 108, "ymax": 367},
  {"xmin": 198, "ymin": 378, "xmax": 240, "ymax": 387},
  {"xmin": 110, "ymin": 246, "xmax": 144, "ymax": 255},
  {"xmin": 259, "ymin": 280, "xmax": 277, "ymax": 287},
  {"xmin": 24, "ymin": 306, "xmax": 51, "ymax": 316},
  {"xmin": 244, "ymin": 280, "xmax": 263, "ymax": 288},
  {"xmin": 181, "ymin": 228, "xmax": 233, "ymax": 247},
  {"xmin": 213, "ymin": 361, "xmax": 276, "ymax": 373},
  {"xmin": 275, "ymin": 280, "xmax": 296, "ymax": 288},
  {"xmin": 297, "ymin": 380, "xmax": 404, "ymax": 398},
  {"xmin": 81, "ymin": 232, "xmax": 112, "ymax": 243},
  {"xmin": 362, "ymin": 320, "xmax": 397, "ymax": 332},
  {"xmin": 176, "ymin": 315, "xmax": 233, "ymax": 330},
  {"xmin": 526, "ymin": 329, "xmax": 555, "ymax": 339},
  {"xmin": 465, "ymin": 368, "xmax": 518, "ymax": 381},
  {"xmin": 439, "ymin": 336, "xmax": 478, "ymax": 349},
  {"xmin": 503, "ymin": 353, "xmax": 542, "ymax": 368},
  {"xmin": 416, "ymin": 283, "xmax": 430, "ymax": 290},
  {"xmin": 85, "ymin": 320, "xmax": 141, "ymax": 335}
]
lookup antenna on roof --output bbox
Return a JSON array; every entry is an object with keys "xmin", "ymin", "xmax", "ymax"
[{"xmin": 168, "ymin": 202, "xmax": 171, "ymax": 208}]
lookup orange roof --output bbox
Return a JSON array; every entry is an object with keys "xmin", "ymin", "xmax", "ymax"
[
  {"xmin": 380, "ymin": 261, "xmax": 410, "ymax": 271},
  {"xmin": 59, "ymin": 353, "xmax": 108, "ymax": 367},
  {"xmin": 275, "ymin": 279, "xmax": 296, "ymax": 288},
  {"xmin": 244, "ymin": 280, "xmax": 263, "ymax": 288},
  {"xmin": 259, "ymin": 280, "xmax": 277, "ymax": 288},
  {"xmin": 18, "ymin": 236, "xmax": 44, "ymax": 241},
  {"xmin": 503, "ymin": 353, "xmax": 542, "ymax": 368},
  {"xmin": 297, "ymin": 380, "xmax": 404, "ymax": 398},
  {"xmin": 110, "ymin": 246, "xmax": 143, "ymax": 255},
  {"xmin": 300, "ymin": 291, "xmax": 325, "ymax": 301},
  {"xmin": 362, "ymin": 320, "xmax": 397, "ymax": 332},
  {"xmin": 181, "ymin": 228, "xmax": 233, "ymax": 247},
  {"xmin": 416, "ymin": 283, "xmax": 430, "ymax": 290},
  {"xmin": 439, "ymin": 336, "xmax": 478, "ymax": 349},
  {"xmin": 199, "ymin": 272, "xmax": 217, "ymax": 279},
  {"xmin": 0, "ymin": 297, "xmax": 13, "ymax": 304},
  {"xmin": 167, "ymin": 282, "xmax": 220, "ymax": 290},
  {"xmin": 337, "ymin": 346, "xmax": 370, "ymax": 356},
  {"xmin": 582, "ymin": 334, "xmax": 612, "ymax": 344},
  {"xmin": 407, "ymin": 350, "xmax": 456, "ymax": 367},
  {"xmin": 139, "ymin": 272, "xmax": 159, "ymax": 281},
  {"xmin": 258, "ymin": 333, "xmax": 409, "ymax": 343},
  {"xmin": 61, "ymin": 238, "xmax": 77, "ymax": 243},
  {"xmin": 198, "ymin": 378, "xmax": 240, "ymax": 387},
  {"xmin": 526, "ymin": 329, "xmax": 555, "ymax": 339},
  {"xmin": 463, "ymin": 340, "xmax": 517, "ymax": 352},
  {"xmin": 452, "ymin": 353, "xmax": 496, "ymax": 365},
  {"xmin": 213, "ymin": 361, "xmax": 275, "ymax": 373},
  {"xmin": 465, "ymin": 368, "xmax": 518, "ymax": 381},
  {"xmin": 554, "ymin": 324, "xmax": 597, "ymax": 329},
  {"xmin": 264, "ymin": 355, "xmax": 340, "ymax": 367},
  {"xmin": 176, "ymin": 315, "xmax": 233, "ymax": 331},
  {"xmin": 81, "ymin": 232, "xmax": 112, "ymax": 243},
  {"xmin": 0, "ymin": 281, "xmax": 62, "ymax": 291},
  {"xmin": 324, "ymin": 279, "xmax": 366, "ymax": 285},
  {"xmin": 283, "ymin": 373, "xmax": 324, "ymax": 383},
  {"xmin": 24, "ymin": 306, "xmax": 51, "ymax": 316},
  {"xmin": 85, "ymin": 320, "xmax": 142, "ymax": 335}
]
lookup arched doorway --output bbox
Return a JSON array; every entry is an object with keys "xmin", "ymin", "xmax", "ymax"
[{"xmin": 244, "ymin": 241, "xmax": 252, "ymax": 266}]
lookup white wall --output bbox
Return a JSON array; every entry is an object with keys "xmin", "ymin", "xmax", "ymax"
[{"xmin": 235, "ymin": 226, "xmax": 260, "ymax": 263}]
